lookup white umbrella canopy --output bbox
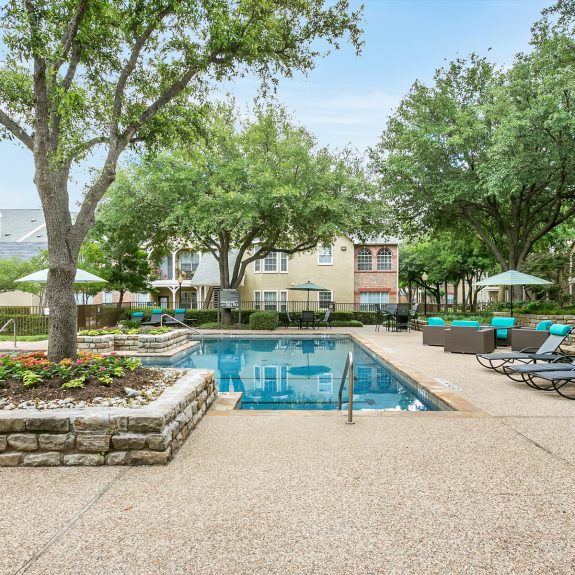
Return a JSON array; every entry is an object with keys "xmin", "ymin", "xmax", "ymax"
[
  {"xmin": 15, "ymin": 268, "xmax": 108, "ymax": 284},
  {"xmin": 476, "ymin": 270, "xmax": 552, "ymax": 316}
]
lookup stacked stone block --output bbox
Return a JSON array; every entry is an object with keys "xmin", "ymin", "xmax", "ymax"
[
  {"xmin": 77, "ymin": 329, "xmax": 191, "ymax": 354},
  {"xmin": 0, "ymin": 370, "xmax": 216, "ymax": 467}
]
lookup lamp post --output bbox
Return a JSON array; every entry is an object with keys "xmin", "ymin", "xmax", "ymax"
[
  {"xmin": 421, "ymin": 272, "xmax": 428, "ymax": 316},
  {"xmin": 177, "ymin": 273, "xmax": 184, "ymax": 308}
]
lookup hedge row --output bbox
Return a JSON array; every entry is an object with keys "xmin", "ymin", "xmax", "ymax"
[
  {"xmin": 125, "ymin": 308, "xmax": 378, "ymax": 326},
  {"xmin": 249, "ymin": 311, "xmax": 279, "ymax": 330}
]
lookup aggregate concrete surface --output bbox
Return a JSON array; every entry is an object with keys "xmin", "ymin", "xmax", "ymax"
[{"xmin": 2, "ymin": 327, "xmax": 575, "ymax": 575}]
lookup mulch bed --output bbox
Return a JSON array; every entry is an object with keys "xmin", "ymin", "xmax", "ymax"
[{"xmin": 0, "ymin": 368, "xmax": 162, "ymax": 403}]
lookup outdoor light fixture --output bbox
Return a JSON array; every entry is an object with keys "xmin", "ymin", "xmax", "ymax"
[
  {"xmin": 341, "ymin": 246, "xmax": 347, "ymax": 251},
  {"xmin": 421, "ymin": 272, "xmax": 428, "ymax": 316}
]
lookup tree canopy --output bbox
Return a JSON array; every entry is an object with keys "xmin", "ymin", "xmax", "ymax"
[
  {"xmin": 0, "ymin": 0, "xmax": 363, "ymax": 359},
  {"xmin": 370, "ymin": 32, "xmax": 575, "ymax": 274},
  {"xmin": 98, "ymin": 105, "xmax": 382, "ymax": 321}
]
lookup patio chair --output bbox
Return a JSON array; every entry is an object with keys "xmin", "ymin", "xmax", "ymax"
[
  {"xmin": 510, "ymin": 320, "xmax": 553, "ymax": 351},
  {"xmin": 162, "ymin": 309, "xmax": 186, "ymax": 326},
  {"xmin": 141, "ymin": 308, "xmax": 163, "ymax": 326},
  {"xmin": 395, "ymin": 304, "xmax": 410, "ymax": 333},
  {"xmin": 444, "ymin": 321, "xmax": 496, "ymax": 354},
  {"xmin": 475, "ymin": 324, "xmax": 572, "ymax": 373},
  {"xmin": 283, "ymin": 310, "xmax": 299, "ymax": 328},
  {"xmin": 318, "ymin": 308, "xmax": 333, "ymax": 329},
  {"xmin": 519, "ymin": 369, "xmax": 575, "ymax": 400},
  {"xmin": 299, "ymin": 310, "xmax": 316, "ymax": 330},
  {"xmin": 130, "ymin": 311, "xmax": 144, "ymax": 325},
  {"xmin": 422, "ymin": 317, "xmax": 446, "ymax": 346},
  {"xmin": 501, "ymin": 358, "xmax": 575, "ymax": 387},
  {"xmin": 490, "ymin": 317, "xmax": 516, "ymax": 346}
]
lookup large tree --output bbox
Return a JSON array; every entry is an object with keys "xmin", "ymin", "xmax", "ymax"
[
  {"xmin": 0, "ymin": 0, "xmax": 363, "ymax": 359},
  {"xmin": 370, "ymin": 40, "xmax": 575, "ymax": 282},
  {"xmin": 98, "ymin": 105, "xmax": 380, "ymax": 323}
]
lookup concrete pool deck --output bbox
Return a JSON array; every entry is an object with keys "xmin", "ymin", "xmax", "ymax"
[{"xmin": 2, "ymin": 327, "xmax": 575, "ymax": 574}]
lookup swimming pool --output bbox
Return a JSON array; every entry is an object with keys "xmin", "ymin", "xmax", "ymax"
[{"xmin": 148, "ymin": 337, "xmax": 440, "ymax": 411}]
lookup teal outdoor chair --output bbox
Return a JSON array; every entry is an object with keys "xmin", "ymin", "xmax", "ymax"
[
  {"xmin": 130, "ymin": 311, "xmax": 144, "ymax": 325},
  {"xmin": 141, "ymin": 308, "xmax": 163, "ymax": 326},
  {"xmin": 510, "ymin": 320, "xmax": 553, "ymax": 351},
  {"xmin": 490, "ymin": 317, "xmax": 516, "ymax": 346},
  {"xmin": 422, "ymin": 317, "xmax": 446, "ymax": 346}
]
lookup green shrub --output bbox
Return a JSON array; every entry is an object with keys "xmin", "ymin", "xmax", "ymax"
[
  {"xmin": 198, "ymin": 322, "xmax": 250, "ymax": 330},
  {"xmin": 330, "ymin": 320, "xmax": 363, "ymax": 327},
  {"xmin": 249, "ymin": 311, "xmax": 278, "ymax": 330}
]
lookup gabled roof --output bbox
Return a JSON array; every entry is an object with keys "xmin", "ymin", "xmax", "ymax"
[
  {"xmin": 0, "ymin": 242, "xmax": 47, "ymax": 260},
  {"xmin": 189, "ymin": 251, "xmax": 240, "ymax": 287},
  {"xmin": 0, "ymin": 209, "xmax": 77, "ymax": 243}
]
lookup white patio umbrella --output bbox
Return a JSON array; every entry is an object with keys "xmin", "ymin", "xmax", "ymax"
[
  {"xmin": 476, "ymin": 270, "xmax": 552, "ymax": 316},
  {"xmin": 15, "ymin": 268, "xmax": 108, "ymax": 284}
]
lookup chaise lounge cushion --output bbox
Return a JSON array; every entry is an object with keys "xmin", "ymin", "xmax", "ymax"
[{"xmin": 427, "ymin": 317, "xmax": 445, "ymax": 326}]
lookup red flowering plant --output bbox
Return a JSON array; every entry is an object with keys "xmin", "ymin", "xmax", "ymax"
[{"xmin": 0, "ymin": 352, "xmax": 141, "ymax": 389}]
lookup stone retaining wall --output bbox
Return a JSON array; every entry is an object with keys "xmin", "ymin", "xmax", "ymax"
[
  {"xmin": 0, "ymin": 369, "xmax": 216, "ymax": 467},
  {"xmin": 78, "ymin": 329, "xmax": 190, "ymax": 354},
  {"xmin": 514, "ymin": 314, "xmax": 575, "ymax": 329}
]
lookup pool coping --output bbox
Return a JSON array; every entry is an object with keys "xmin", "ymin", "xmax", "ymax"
[{"xmin": 168, "ymin": 332, "xmax": 485, "ymax": 417}]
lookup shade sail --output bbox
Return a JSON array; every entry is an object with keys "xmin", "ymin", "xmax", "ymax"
[
  {"xmin": 15, "ymin": 268, "xmax": 108, "ymax": 283},
  {"xmin": 476, "ymin": 270, "xmax": 552, "ymax": 287}
]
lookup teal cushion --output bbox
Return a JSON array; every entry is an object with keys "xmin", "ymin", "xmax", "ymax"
[
  {"xmin": 491, "ymin": 317, "xmax": 516, "ymax": 328},
  {"xmin": 152, "ymin": 308, "xmax": 163, "ymax": 314},
  {"xmin": 175, "ymin": 308, "xmax": 186, "ymax": 313},
  {"xmin": 452, "ymin": 320, "xmax": 480, "ymax": 329},
  {"xmin": 427, "ymin": 317, "xmax": 445, "ymax": 326},
  {"xmin": 131, "ymin": 312, "xmax": 144, "ymax": 318},
  {"xmin": 536, "ymin": 320, "xmax": 553, "ymax": 331},
  {"xmin": 549, "ymin": 324, "xmax": 572, "ymax": 336},
  {"xmin": 491, "ymin": 317, "xmax": 515, "ymax": 339}
]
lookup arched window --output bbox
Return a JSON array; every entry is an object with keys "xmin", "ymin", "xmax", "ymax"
[
  {"xmin": 377, "ymin": 248, "xmax": 392, "ymax": 271},
  {"xmin": 357, "ymin": 248, "xmax": 372, "ymax": 271}
]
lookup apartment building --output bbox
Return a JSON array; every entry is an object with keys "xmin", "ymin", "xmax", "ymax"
[{"xmin": 151, "ymin": 236, "xmax": 400, "ymax": 310}]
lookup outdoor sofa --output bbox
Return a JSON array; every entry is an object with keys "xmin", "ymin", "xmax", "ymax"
[
  {"xmin": 443, "ymin": 321, "xmax": 496, "ymax": 354},
  {"xmin": 422, "ymin": 317, "xmax": 446, "ymax": 346},
  {"xmin": 510, "ymin": 320, "xmax": 553, "ymax": 351}
]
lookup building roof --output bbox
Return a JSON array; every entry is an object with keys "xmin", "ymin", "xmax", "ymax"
[
  {"xmin": 350, "ymin": 235, "xmax": 402, "ymax": 245},
  {"xmin": 0, "ymin": 242, "xmax": 47, "ymax": 260},
  {"xmin": 189, "ymin": 251, "xmax": 240, "ymax": 287},
  {"xmin": 0, "ymin": 209, "xmax": 77, "ymax": 244}
]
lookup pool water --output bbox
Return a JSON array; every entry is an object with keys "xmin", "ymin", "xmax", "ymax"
[{"xmin": 153, "ymin": 337, "xmax": 437, "ymax": 411}]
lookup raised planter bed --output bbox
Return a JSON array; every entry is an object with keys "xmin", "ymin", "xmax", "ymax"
[
  {"xmin": 78, "ymin": 328, "xmax": 191, "ymax": 354},
  {"xmin": 0, "ymin": 369, "xmax": 216, "ymax": 467}
]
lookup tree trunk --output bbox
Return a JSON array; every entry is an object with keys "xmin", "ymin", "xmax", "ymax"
[
  {"xmin": 116, "ymin": 289, "xmax": 125, "ymax": 310},
  {"xmin": 444, "ymin": 280, "xmax": 448, "ymax": 312},
  {"xmin": 453, "ymin": 280, "xmax": 459, "ymax": 313},
  {"xmin": 46, "ymin": 265, "xmax": 78, "ymax": 361},
  {"xmin": 461, "ymin": 277, "xmax": 466, "ymax": 313}
]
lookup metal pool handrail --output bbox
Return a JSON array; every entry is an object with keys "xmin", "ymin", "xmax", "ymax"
[
  {"xmin": 337, "ymin": 351, "xmax": 355, "ymax": 425},
  {"xmin": 160, "ymin": 314, "xmax": 204, "ymax": 345},
  {"xmin": 0, "ymin": 318, "xmax": 16, "ymax": 348}
]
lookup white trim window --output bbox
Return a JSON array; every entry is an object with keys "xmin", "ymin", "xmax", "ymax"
[
  {"xmin": 359, "ymin": 291, "xmax": 389, "ymax": 311},
  {"xmin": 254, "ymin": 258, "xmax": 261, "ymax": 273},
  {"xmin": 377, "ymin": 248, "xmax": 392, "ymax": 271},
  {"xmin": 103, "ymin": 291, "xmax": 113, "ymax": 304},
  {"xmin": 317, "ymin": 245, "xmax": 333, "ymax": 265},
  {"xmin": 264, "ymin": 252, "xmax": 278, "ymax": 272},
  {"xmin": 279, "ymin": 252, "xmax": 288, "ymax": 273},
  {"xmin": 254, "ymin": 291, "xmax": 262, "ymax": 310},
  {"xmin": 263, "ymin": 290, "xmax": 277, "ymax": 310},
  {"xmin": 357, "ymin": 248, "xmax": 372, "ymax": 271},
  {"xmin": 318, "ymin": 290, "xmax": 333, "ymax": 309},
  {"xmin": 279, "ymin": 290, "xmax": 288, "ymax": 312},
  {"xmin": 135, "ymin": 292, "xmax": 149, "ymax": 304}
]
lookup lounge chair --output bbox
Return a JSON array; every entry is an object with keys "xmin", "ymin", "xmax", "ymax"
[
  {"xmin": 502, "ymin": 359, "xmax": 575, "ymax": 388},
  {"xmin": 521, "ymin": 369, "xmax": 575, "ymax": 399},
  {"xmin": 422, "ymin": 317, "xmax": 446, "ymax": 346},
  {"xmin": 510, "ymin": 320, "xmax": 553, "ymax": 351},
  {"xmin": 162, "ymin": 309, "xmax": 186, "ymax": 326},
  {"xmin": 444, "ymin": 321, "xmax": 495, "ymax": 354},
  {"xmin": 318, "ymin": 308, "xmax": 332, "ymax": 329},
  {"xmin": 130, "ymin": 311, "xmax": 144, "ymax": 325},
  {"xmin": 476, "ymin": 324, "xmax": 572, "ymax": 373},
  {"xmin": 395, "ymin": 304, "xmax": 411, "ymax": 332},
  {"xmin": 141, "ymin": 308, "xmax": 163, "ymax": 326},
  {"xmin": 490, "ymin": 317, "xmax": 516, "ymax": 346},
  {"xmin": 299, "ymin": 310, "xmax": 315, "ymax": 329}
]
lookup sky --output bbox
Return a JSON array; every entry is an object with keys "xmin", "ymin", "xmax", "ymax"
[{"xmin": 0, "ymin": 0, "xmax": 551, "ymax": 210}]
